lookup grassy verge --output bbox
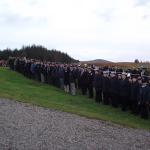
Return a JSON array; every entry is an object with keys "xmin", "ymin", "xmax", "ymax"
[{"xmin": 0, "ymin": 67, "xmax": 150, "ymax": 130}]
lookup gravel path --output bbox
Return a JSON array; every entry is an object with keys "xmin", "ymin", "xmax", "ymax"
[{"xmin": 0, "ymin": 99, "xmax": 150, "ymax": 150}]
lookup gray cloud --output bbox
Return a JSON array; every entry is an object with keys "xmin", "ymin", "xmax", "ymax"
[
  {"xmin": 0, "ymin": 13, "xmax": 48, "ymax": 27},
  {"xmin": 135, "ymin": 0, "xmax": 150, "ymax": 6}
]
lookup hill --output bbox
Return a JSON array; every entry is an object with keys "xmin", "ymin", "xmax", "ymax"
[
  {"xmin": 81, "ymin": 59, "xmax": 113, "ymax": 64},
  {"xmin": 0, "ymin": 45, "xmax": 78, "ymax": 63},
  {"xmin": 0, "ymin": 67, "xmax": 150, "ymax": 130}
]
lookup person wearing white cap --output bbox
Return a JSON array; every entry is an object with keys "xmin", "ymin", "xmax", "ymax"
[
  {"xmin": 94, "ymin": 69, "xmax": 103, "ymax": 103},
  {"xmin": 120, "ymin": 72, "xmax": 130, "ymax": 111},
  {"xmin": 102, "ymin": 70, "xmax": 110, "ymax": 105},
  {"xmin": 110, "ymin": 71, "xmax": 119, "ymax": 107}
]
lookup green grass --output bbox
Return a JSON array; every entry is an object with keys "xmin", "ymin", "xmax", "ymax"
[{"xmin": 0, "ymin": 67, "xmax": 150, "ymax": 130}]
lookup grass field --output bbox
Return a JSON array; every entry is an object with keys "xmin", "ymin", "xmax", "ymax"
[{"xmin": 0, "ymin": 67, "xmax": 150, "ymax": 130}]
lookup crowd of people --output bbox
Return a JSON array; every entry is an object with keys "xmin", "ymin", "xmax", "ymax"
[{"xmin": 8, "ymin": 57, "xmax": 150, "ymax": 119}]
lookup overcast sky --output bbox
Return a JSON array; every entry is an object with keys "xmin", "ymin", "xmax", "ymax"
[{"xmin": 0, "ymin": 0, "xmax": 150, "ymax": 62}]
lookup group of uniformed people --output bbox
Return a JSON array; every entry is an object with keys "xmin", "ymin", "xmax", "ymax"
[{"xmin": 8, "ymin": 57, "xmax": 150, "ymax": 119}]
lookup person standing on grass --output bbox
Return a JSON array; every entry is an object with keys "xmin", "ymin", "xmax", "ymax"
[
  {"xmin": 30, "ymin": 60, "xmax": 36, "ymax": 79},
  {"xmin": 87, "ymin": 68, "xmax": 94, "ymax": 98},
  {"xmin": 69, "ymin": 66, "xmax": 76, "ymax": 95},
  {"xmin": 102, "ymin": 71, "xmax": 110, "ymax": 105},
  {"xmin": 80, "ymin": 68, "xmax": 89, "ymax": 95},
  {"xmin": 109, "ymin": 71, "xmax": 119, "ymax": 108},
  {"xmin": 116, "ymin": 73, "xmax": 122, "ymax": 106},
  {"xmin": 94, "ymin": 69, "xmax": 103, "ymax": 103},
  {"xmin": 130, "ymin": 74, "xmax": 140, "ymax": 115},
  {"xmin": 58, "ymin": 64, "xmax": 65, "ymax": 90},
  {"xmin": 35, "ymin": 61, "xmax": 41, "ymax": 82},
  {"xmin": 64, "ymin": 66, "xmax": 70, "ymax": 93},
  {"xmin": 120, "ymin": 72, "xmax": 130, "ymax": 111},
  {"xmin": 40, "ymin": 62, "xmax": 45, "ymax": 83},
  {"xmin": 139, "ymin": 77, "xmax": 150, "ymax": 119}
]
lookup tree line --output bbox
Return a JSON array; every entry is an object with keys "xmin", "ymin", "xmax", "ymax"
[{"xmin": 0, "ymin": 45, "xmax": 79, "ymax": 63}]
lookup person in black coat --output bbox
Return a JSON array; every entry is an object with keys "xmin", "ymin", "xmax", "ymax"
[
  {"xmin": 87, "ymin": 69, "xmax": 94, "ymax": 98},
  {"xmin": 64, "ymin": 67, "xmax": 70, "ymax": 93},
  {"xmin": 109, "ymin": 72, "xmax": 119, "ymax": 107},
  {"xmin": 130, "ymin": 75, "xmax": 140, "ymax": 115},
  {"xmin": 94, "ymin": 70, "xmax": 103, "ymax": 103},
  {"xmin": 69, "ymin": 67, "xmax": 76, "ymax": 95},
  {"xmin": 116, "ymin": 74, "xmax": 122, "ymax": 106},
  {"xmin": 102, "ymin": 71, "xmax": 110, "ymax": 105},
  {"xmin": 120, "ymin": 73, "xmax": 130, "ymax": 111},
  {"xmin": 34, "ymin": 62, "xmax": 41, "ymax": 82},
  {"xmin": 51, "ymin": 65, "xmax": 57, "ymax": 86},
  {"xmin": 80, "ymin": 69, "xmax": 89, "ymax": 95},
  {"xmin": 139, "ymin": 77, "xmax": 150, "ymax": 119}
]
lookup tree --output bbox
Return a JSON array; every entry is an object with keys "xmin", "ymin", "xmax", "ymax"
[
  {"xmin": 134, "ymin": 59, "xmax": 139, "ymax": 64},
  {"xmin": 0, "ymin": 45, "xmax": 79, "ymax": 63}
]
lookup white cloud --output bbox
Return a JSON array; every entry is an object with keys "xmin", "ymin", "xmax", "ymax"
[{"xmin": 0, "ymin": 0, "xmax": 150, "ymax": 62}]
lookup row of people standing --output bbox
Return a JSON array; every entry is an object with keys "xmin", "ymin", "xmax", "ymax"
[{"xmin": 8, "ymin": 57, "xmax": 150, "ymax": 119}]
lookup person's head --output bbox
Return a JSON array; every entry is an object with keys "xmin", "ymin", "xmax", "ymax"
[
  {"xmin": 103, "ymin": 71, "xmax": 109, "ymax": 77},
  {"xmin": 70, "ymin": 67, "xmax": 73, "ymax": 71},
  {"xmin": 132, "ymin": 77, "xmax": 137, "ymax": 83},
  {"xmin": 128, "ymin": 77, "xmax": 132, "ymax": 83},
  {"xmin": 118, "ymin": 74, "xmax": 122, "ymax": 80},
  {"xmin": 110, "ymin": 72, "xmax": 116, "ymax": 78},
  {"xmin": 95, "ymin": 70, "xmax": 99, "ymax": 75},
  {"xmin": 98, "ymin": 70, "xmax": 103, "ymax": 76},
  {"xmin": 137, "ymin": 77, "xmax": 142, "ymax": 84},
  {"xmin": 122, "ymin": 72, "xmax": 127, "ymax": 80}
]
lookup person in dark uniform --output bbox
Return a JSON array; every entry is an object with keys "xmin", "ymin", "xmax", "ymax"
[
  {"xmin": 58, "ymin": 65, "xmax": 65, "ymax": 90},
  {"xmin": 116, "ymin": 73, "xmax": 122, "ymax": 106},
  {"xmin": 30, "ymin": 60, "xmax": 36, "ymax": 79},
  {"xmin": 130, "ymin": 74, "xmax": 140, "ymax": 115},
  {"xmin": 51, "ymin": 65, "xmax": 57, "ymax": 86},
  {"xmin": 110, "ymin": 71, "xmax": 119, "ymax": 107},
  {"xmin": 139, "ymin": 77, "xmax": 150, "ymax": 119},
  {"xmin": 64, "ymin": 66, "xmax": 70, "ymax": 93},
  {"xmin": 34, "ymin": 62, "xmax": 41, "ymax": 82},
  {"xmin": 120, "ymin": 72, "xmax": 130, "ymax": 111},
  {"xmin": 72, "ymin": 67, "xmax": 79, "ymax": 89},
  {"xmin": 26, "ymin": 60, "xmax": 32, "ymax": 78},
  {"xmin": 94, "ymin": 69, "xmax": 103, "ymax": 103},
  {"xmin": 69, "ymin": 67, "xmax": 76, "ymax": 95},
  {"xmin": 102, "ymin": 71, "xmax": 110, "ymax": 105},
  {"xmin": 128, "ymin": 74, "xmax": 132, "ymax": 111},
  {"xmin": 87, "ymin": 68, "xmax": 94, "ymax": 98},
  {"xmin": 47, "ymin": 64, "xmax": 51, "ymax": 84},
  {"xmin": 80, "ymin": 68, "xmax": 89, "ymax": 95}
]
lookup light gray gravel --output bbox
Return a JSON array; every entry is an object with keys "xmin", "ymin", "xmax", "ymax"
[{"xmin": 0, "ymin": 99, "xmax": 150, "ymax": 150}]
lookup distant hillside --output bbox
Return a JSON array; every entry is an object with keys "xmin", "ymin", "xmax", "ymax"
[
  {"xmin": 0, "ymin": 45, "xmax": 78, "ymax": 63},
  {"xmin": 81, "ymin": 59, "xmax": 113, "ymax": 64}
]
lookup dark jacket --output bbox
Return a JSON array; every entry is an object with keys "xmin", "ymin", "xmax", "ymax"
[
  {"xmin": 69, "ymin": 70, "xmax": 76, "ymax": 83},
  {"xmin": 139, "ymin": 84, "xmax": 150, "ymax": 104},
  {"xmin": 102, "ymin": 76, "xmax": 110, "ymax": 93},
  {"xmin": 94, "ymin": 74, "xmax": 103, "ymax": 90},
  {"xmin": 110, "ymin": 76, "xmax": 119, "ymax": 94},
  {"xmin": 120, "ymin": 78, "xmax": 130, "ymax": 97},
  {"xmin": 58, "ymin": 67, "xmax": 64, "ymax": 78},
  {"xmin": 88, "ymin": 72, "xmax": 94, "ymax": 87},
  {"xmin": 80, "ymin": 71, "xmax": 89, "ymax": 87},
  {"xmin": 130, "ymin": 81, "xmax": 140, "ymax": 101},
  {"xmin": 64, "ymin": 68, "xmax": 70, "ymax": 85}
]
